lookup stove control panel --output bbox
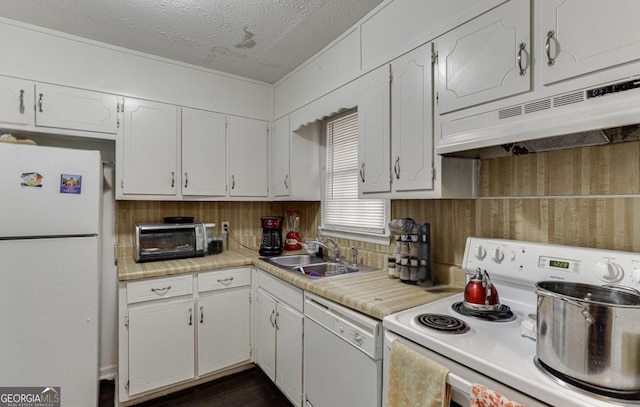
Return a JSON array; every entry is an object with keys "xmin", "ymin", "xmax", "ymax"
[{"xmin": 462, "ymin": 237, "xmax": 640, "ymax": 289}]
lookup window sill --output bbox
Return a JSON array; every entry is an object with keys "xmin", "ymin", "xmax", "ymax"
[{"xmin": 318, "ymin": 227, "xmax": 391, "ymax": 246}]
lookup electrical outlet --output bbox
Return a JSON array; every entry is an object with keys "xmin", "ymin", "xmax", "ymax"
[{"xmin": 222, "ymin": 221, "xmax": 230, "ymax": 233}]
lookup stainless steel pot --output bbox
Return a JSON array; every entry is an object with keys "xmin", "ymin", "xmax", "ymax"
[{"xmin": 535, "ymin": 281, "xmax": 640, "ymax": 391}]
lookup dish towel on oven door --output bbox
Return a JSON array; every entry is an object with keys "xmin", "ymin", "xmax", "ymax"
[
  {"xmin": 386, "ymin": 340, "xmax": 451, "ymax": 407},
  {"xmin": 470, "ymin": 383, "xmax": 525, "ymax": 407}
]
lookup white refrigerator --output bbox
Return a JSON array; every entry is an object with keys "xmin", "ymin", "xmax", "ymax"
[{"xmin": 0, "ymin": 142, "xmax": 101, "ymax": 407}]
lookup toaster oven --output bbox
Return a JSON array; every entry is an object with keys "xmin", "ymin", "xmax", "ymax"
[{"xmin": 134, "ymin": 223, "xmax": 206, "ymax": 262}]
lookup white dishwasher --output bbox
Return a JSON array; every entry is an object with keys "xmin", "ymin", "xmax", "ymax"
[{"xmin": 303, "ymin": 292, "xmax": 383, "ymax": 407}]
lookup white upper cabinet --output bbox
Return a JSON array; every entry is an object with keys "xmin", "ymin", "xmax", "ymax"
[
  {"xmin": 358, "ymin": 65, "xmax": 391, "ymax": 195},
  {"xmin": 0, "ymin": 76, "xmax": 33, "ymax": 126},
  {"xmin": 391, "ymin": 44, "xmax": 434, "ymax": 193},
  {"xmin": 228, "ymin": 116, "xmax": 269, "ymax": 197},
  {"xmin": 434, "ymin": 0, "xmax": 531, "ymax": 114},
  {"xmin": 270, "ymin": 116, "xmax": 290, "ymax": 198},
  {"xmin": 35, "ymin": 83, "xmax": 119, "ymax": 134},
  {"xmin": 540, "ymin": 0, "xmax": 640, "ymax": 85},
  {"xmin": 121, "ymin": 98, "xmax": 179, "ymax": 196},
  {"xmin": 181, "ymin": 108, "xmax": 227, "ymax": 197},
  {"xmin": 0, "ymin": 76, "xmax": 118, "ymax": 137}
]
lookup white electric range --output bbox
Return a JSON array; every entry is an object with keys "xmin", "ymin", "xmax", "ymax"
[{"xmin": 383, "ymin": 237, "xmax": 640, "ymax": 407}]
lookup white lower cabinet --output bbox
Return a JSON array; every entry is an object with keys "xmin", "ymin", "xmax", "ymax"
[
  {"xmin": 255, "ymin": 269, "xmax": 303, "ymax": 407},
  {"xmin": 197, "ymin": 273, "xmax": 251, "ymax": 376},
  {"xmin": 128, "ymin": 298, "xmax": 196, "ymax": 396},
  {"xmin": 119, "ymin": 268, "xmax": 252, "ymax": 403}
]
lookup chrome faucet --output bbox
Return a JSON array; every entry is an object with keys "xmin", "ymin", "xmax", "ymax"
[
  {"xmin": 307, "ymin": 239, "xmax": 341, "ymax": 262},
  {"xmin": 327, "ymin": 239, "xmax": 340, "ymax": 262}
]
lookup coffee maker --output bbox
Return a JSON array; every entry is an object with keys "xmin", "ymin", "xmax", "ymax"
[{"xmin": 259, "ymin": 216, "xmax": 284, "ymax": 256}]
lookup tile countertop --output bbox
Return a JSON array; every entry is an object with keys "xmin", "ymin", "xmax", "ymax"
[{"xmin": 118, "ymin": 248, "xmax": 462, "ymax": 320}]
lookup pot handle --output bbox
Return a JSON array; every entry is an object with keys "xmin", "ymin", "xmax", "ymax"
[{"xmin": 536, "ymin": 290, "xmax": 594, "ymax": 325}]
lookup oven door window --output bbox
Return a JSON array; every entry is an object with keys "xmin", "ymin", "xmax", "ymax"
[{"xmin": 139, "ymin": 228, "xmax": 195, "ymax": 256}]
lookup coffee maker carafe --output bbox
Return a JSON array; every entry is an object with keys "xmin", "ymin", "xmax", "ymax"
[{"xmin": 259, "ymin": 216, "xmax": 284, "ymax": 256}]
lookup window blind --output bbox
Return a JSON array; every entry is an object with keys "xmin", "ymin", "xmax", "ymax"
[{"xmin": 325, "ymin": 111, "xmax": 386, "ymax": 234}]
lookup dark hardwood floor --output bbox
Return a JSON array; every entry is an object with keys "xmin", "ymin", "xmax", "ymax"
[{"xmin": 99, "ymin": 367, "xmax": 293, "ymax": 407}]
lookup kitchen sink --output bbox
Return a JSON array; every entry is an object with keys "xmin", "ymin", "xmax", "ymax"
[
  {"xmin": 268, "ymin": 254, "xmax": 323, "ymax": 266},
  {"xmin": 293, "ymin": 262, "xmax": 356, "ymax": 277},
  {"xmin": 260, "ymin": 254, "xmax": 379, "ymax": 279}
]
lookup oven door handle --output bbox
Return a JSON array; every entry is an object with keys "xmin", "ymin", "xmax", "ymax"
[{"xmin": 446, "ymin": 373, "xmax": 472, "ymax": 398}]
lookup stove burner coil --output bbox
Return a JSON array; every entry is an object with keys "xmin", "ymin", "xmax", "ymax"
[
  {"xmin": 452, "ymin": 301, "xmax": 516, "ymax": 322},
  {"xmin": 415, "ymin": 313, "xmax": 470, "ymax": 334}
]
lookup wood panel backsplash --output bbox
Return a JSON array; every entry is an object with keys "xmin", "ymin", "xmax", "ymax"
[
  {"xmin": 479, "ymin": 141, "xmax": 640, "ymax": 196},
  {"xmin": 115, "ymin": 200, "xmax": 320, "ymax": 249},
  {"xmin": 116, "ymin": 140, "xmax": 640, "ymax": 280}
]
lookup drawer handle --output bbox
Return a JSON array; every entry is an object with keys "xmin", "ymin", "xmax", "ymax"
[
  {"xmin": 19, "ymin": 89, "xmax": 25, "ymax": 114},
  {"xmin": 216, "ymin": 277, "xmax": 234, "ymax": 284},
  {"xmin": 151, "ymin": 285, "xmax": 172, "ymax": 294}
]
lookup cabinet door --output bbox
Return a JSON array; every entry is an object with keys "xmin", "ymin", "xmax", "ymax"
[
  {"xmin": 435, "ymin": 0, "xmax": 531, "ymax": 114},
  {"xmin": 270, "ymin": 116, "xmax": 290, "ymax": 198},
  {"xmin": 358, "ymin": 64, "xmax": 391, "ymax": 194},
  {"xmin": 254, "ymin": 289, "xmax": 276, "ymax": 381},
  {"xmin": 197, "ymin": 288, "xmax": 251, "ymax": 376},
  {"xmin": 35, "ymin": 83, "xmax": 118, "ymax": 134},
  {"xmin": 275, "ymin": 302, "xmax": 303, "ymax": 407},
  {"xmin": 0, "ymin": 76, "xmax": 33, "ymax": 126},
  {"xmin": 182, "ymin": 108, "xmax": 227, "ymax": 197},
  {"xmin": 391, "ymin": 44, "xmax": 434, "ymax": 193},
  {"xmin": 540, "ymin": 0, "xmax": 640, "ymax": 85},
  {"xmin": 228, "ymin": 116, "xmax": 268, "ymax": 197},
  {"xmin": 128, "ymin": 299, "xmax": 195, "ymax": 396},
  {"xmin": 121, "ymin": 98, "xmax": 179, "ymax": 196}
]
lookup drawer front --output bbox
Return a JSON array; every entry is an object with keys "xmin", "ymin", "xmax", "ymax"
[
  {"xmin": 198, "ymin": 267, "xmax": 251, "ymax": 292},
  {"xmin": 257, "ymin": 269, "xmax": 303, "ymax": 311},
  {"xmin": 127, "ymin": 275, "xmax": 193, "ymax": 304}
]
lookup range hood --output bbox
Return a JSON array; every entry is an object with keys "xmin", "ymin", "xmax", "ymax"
[{"xmin": 437, "ymin": 76, "xmax": 640, "ymax": 158}]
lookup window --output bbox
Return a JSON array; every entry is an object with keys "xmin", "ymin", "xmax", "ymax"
[{"xmin": 323, "ymin": 110, "xmax": 388, "ymax": 240}]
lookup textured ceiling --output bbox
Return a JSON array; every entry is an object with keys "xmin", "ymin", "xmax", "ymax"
[{"xmin": 0, "ymin": 0, "xmax": 383, "ymax": 84}]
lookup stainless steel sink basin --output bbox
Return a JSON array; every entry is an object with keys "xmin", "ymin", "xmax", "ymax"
[
  {"xmin": 293, "ymin": 262, "xmax": 356, "ymax": 277},
  {"xmin": 260, "ymin": 254, "xmax": 380, "ymax": 279},
  {"xmin": 268, "ymin": 254, "xmax": 323, "ymax": 266}
]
